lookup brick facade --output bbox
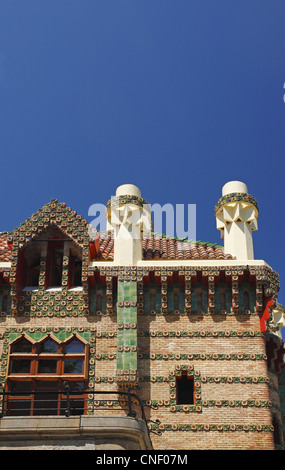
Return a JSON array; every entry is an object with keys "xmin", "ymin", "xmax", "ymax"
[{"xmin": 0, "ymin": 195, "xmax": 284, "ymax": 450}]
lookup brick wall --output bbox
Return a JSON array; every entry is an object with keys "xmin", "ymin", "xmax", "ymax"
[
  {"xmin": 136, "ymin": 312, "xmax": 275, "ymax": 450},
  {"xmin": 0, "ymin": 309, "xmax": 280, "ymax": 450}
]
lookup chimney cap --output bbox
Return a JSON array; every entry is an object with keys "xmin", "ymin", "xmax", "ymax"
[
  {"xmin": 116, "ymin": 184, "xmax": 141, "ymax": 198},
  {"xmin": 222, "ymin": 181, "xmax": 248, "ymax": 196}
]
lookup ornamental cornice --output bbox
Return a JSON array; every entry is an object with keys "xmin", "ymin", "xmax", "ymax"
[
  {"xmin": 106, "ymin": 195, "xmax": 149, "ymax": 212},
  {"xmin": 150, "ymin": 423, "xmax": 274, "ymax": 433},
  {"xmin": 214, "ymin": 192, "xmax": 259, "ymax": 215}
]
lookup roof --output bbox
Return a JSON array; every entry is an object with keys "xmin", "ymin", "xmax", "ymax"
[
  {"xmin": 95, "ymin": 232, "xmax": 233, "ymax": 261},
  {"xmin": 0, "ymin": 233, "xmax": 12, "ymax": 262},
  {"xmin": 0, "ymin": 230, "xmax": 232, "ymax": 263}
]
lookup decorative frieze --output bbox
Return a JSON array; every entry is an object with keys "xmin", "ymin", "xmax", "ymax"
[
  {"xmin": 150, "ymin": 423, "xmax": 274, "ymax": 433},
  {"xmin": 138, "ymin": 329, "xmax": 263, "ymax": 338},
  {"xmin": 139, "ymin": 353, "xmax": 267, "ymax": 361}
]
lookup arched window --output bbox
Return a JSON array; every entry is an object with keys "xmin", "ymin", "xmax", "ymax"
[{"xmin": 5, "ymin": 334, "xmax": 88, "ymax": 416}]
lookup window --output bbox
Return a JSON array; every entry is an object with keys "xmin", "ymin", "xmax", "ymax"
[
  {"xmin": 173, "ymin": 287, "xmax": 180, "ymax": 311},
  {"xmin": 5, "ymin": 335, "xmax": 88, "ymax": 416},
  {"xmin": 96, "ymin": 290, "xmax": 103, "ymax": 311},
  {"xmin": 0, "ymin": 287, "xmax": 10, "ymax": 314},
  {"xmin": 150, "ymin": 288, "xmax": 156, "ymax": 310},
  {"xmin": 244, "ymin": 290, "xmax": 250, "ymax": 311},
  {"xmin": 168, "ymin": 278, "xmax": 184, "ymax": 312},
  {"xmin": 68, "ymin": 249, "xmax": 82, "ymax": 288},
  {"xmin": 238, "ymin": 281, "xmax": 256, "ymax": 313},
  {"xmin": 89, "ymin": 279, "xmax": 108, "ymax": 314},
  {"xmin": 220, "ymin": 289, "xmax": 226, "ymax": 311},
  {"xmin": 144, "ymin": 278, "xmax": 161, "ymax": 312},
  {"xmin": 192, "ymin": 282, "xmax": 208, "ymax": 313},
  {"xmin": 46, "ymin": 243, "xmax": 64, "ymax": 288},
  {"xmin": 20, "ymin": 243, "xmax": 41, "ymax": 289},
  {"xmin": 176, "ymin": 372, "xmax": 194, "ymax": 405}
]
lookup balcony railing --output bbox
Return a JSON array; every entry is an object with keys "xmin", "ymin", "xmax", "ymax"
[{"xmin": 0, "ymin": 383, "xmax": 161, "ymax": 436}]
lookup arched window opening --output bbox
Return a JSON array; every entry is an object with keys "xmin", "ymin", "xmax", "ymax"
[
  {"xmin": 65, "ymin": 337, "xmax": 85, "ymax": 354},
  {"xmin": 11, "ymin": 337, "xmax": 33, "ymax": 354},
  {"xmin": 39, "ymin": 337, "xmax": 59, "ymax": 354}
]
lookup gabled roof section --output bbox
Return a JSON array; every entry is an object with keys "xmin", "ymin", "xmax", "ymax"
[{"xmin": 8, "ymin": 199, "xmax": 89, "ymax": 249}]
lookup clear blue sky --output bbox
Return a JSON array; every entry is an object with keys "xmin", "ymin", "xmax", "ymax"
[{"xmin": 0, "ymin": 2, "xmax": 285, "ymax": 314}]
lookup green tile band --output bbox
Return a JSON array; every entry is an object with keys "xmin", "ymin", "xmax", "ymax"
[{"xmin": 117, "ymin": 279, "xmax": 138, "ymax": 382}]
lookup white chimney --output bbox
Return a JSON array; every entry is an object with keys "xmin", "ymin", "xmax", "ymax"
[
  {"xmin": 106, "ymin": 184, "xmax": 151, "ymax": 266},
  {"xmin": 215, "ymin": 181, "xmax": 258, "ymax": 260}
]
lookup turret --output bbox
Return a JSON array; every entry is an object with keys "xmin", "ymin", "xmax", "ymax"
[
  {"xmin": 215, "ymin": 181, "xmax": 258, "ymax": 260},
  {"xmin": 106, "ymin": 184, "xmax": 151, "ymax": 265}
]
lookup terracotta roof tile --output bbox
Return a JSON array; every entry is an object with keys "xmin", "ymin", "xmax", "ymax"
[
  {"xmin": 0, "ymin": 233, "xmax": 11, "ymax": 262},
  {"xmin": 92, "ymin": 233, "xmax": 233, "ymax": 261},
  {"xmin": 1, "ymin": 228, "xmax": 232, "ymax": 264}
]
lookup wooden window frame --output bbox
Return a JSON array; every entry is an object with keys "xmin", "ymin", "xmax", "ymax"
[{"xmin": 5, "ymin": 335, "xmax": 88, "ymax": 416}]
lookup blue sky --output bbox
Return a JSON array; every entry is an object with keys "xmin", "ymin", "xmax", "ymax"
[{"xmin": 0, "ymin": 1, "xmax": 285, "ymax": 314}]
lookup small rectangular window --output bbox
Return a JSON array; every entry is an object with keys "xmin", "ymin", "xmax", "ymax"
[{"xmin": 176, "ymin": 373, "xmax": 194, "ymax": 405}]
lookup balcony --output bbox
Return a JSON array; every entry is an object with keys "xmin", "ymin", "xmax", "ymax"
[{"xmin": 0, "ymin": 384, "xmax": 155, "ymax": 450}]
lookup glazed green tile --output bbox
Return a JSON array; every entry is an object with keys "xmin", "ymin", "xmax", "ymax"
[{"xmin": 117, "ymin": 279, "xmax": 138, "ymax": 377}]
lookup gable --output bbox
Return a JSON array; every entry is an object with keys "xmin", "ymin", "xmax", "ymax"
[{"xmin": 7, "ymin": 199, "xmax": 89, "ymax": 314}]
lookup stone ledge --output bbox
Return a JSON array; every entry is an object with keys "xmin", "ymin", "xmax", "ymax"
[{"xmin": 0, "ymin": 415, "xmax": 152, "ymax": 450}]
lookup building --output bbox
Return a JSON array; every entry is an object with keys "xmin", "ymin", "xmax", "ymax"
[{"xmin": 0, "ymin": 181, "xmax": 284, "ymax": 450}]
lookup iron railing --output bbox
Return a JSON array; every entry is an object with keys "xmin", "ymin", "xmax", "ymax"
[{"xmin": 0, "ymin": 383, "xmax": 161, "ymax": 436}]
